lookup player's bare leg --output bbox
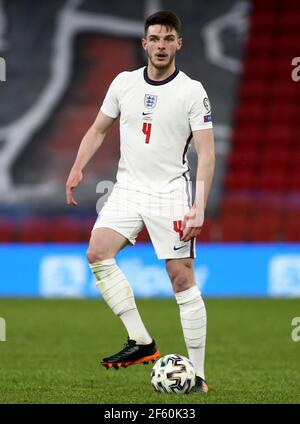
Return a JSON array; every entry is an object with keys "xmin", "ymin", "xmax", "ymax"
[
  {"xmin": 87, "ymin": 228, "xmax": 160, "ymax": 369},
  {"xmin": 166, "ymin": 258, "xmax": 208, "ymax": 393},
  {"xmin": 87, "ymin": 227, "xmax": 129, "ymax": 261}
]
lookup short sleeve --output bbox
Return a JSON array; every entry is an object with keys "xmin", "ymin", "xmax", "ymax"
[
  {"xmin": 188, "ymin": 82, "xmax": 213, "ymax": 131},
  {"xmin": 100, "ymin": 73, "xmax": 123, "ymax": 118}
]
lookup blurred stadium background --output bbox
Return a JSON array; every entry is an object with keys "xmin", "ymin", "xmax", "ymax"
[
  {"xmin": 1, "ymin": 0, "xmax": 300, "ymax": 405},
  {"xmin": 1, "ymin": 0, "xmax": 300, "ymax": 297}
]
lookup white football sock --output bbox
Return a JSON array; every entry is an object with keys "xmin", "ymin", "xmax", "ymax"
[
  {"xmin": 90, "ymin": 259, "xmax": 152, "ymax": 345},
  {"xmin": 175, "ymin": 285, "xmax": 207, "ymax": 380}
]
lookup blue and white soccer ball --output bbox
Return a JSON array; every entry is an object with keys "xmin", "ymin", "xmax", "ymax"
[{"xmin": 151, "ymin": 354, "xmax": 196, "ymax": 394}]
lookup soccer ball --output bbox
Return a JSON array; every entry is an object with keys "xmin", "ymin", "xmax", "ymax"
[{"xmin": 151, "ymin": 354, "xmax": 196, "ymax": 394}]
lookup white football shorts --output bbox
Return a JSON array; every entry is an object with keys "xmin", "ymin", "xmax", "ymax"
[{"xmin": 93, "ymin": 184, "xmax": 196, "ymax": 260}]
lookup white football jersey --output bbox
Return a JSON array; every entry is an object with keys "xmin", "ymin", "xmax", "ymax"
[{"xmin": 100, "ymin": 67, "xmax": 213, "ymax": 193}]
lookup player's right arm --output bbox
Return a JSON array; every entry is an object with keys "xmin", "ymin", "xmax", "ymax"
[{"xmin": 66, "ymin": 111, "xmax": 116, "ymax": 206}]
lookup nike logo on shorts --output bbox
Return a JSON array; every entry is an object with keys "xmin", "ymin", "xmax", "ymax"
[{"xmin": 173, "ymin": 245, "xmax": 185, "ymax": 251}]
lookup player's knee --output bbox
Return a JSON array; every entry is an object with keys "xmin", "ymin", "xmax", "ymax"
[
  {"xmin": 171, "ymin": 273, "xmax": 191, "ymax": 292},
  {"xmin": 167, "ymin": 267, "xmax": 190, "ymax": 291},
  {"xmin": 86, "ymin": 245, "xmax": 108, "ymax": 263},
  {"xmin": 86, "ymin": 247, "xmax": 98, "ymax": 263},
  {"xmin": 166, "ymin": 261, "xmax": 194, "ymax": 292}
]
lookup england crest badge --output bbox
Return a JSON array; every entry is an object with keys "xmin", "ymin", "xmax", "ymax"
[{"xmin": 144, "ymin": 94, "xmax": 158, "ymax": 109}]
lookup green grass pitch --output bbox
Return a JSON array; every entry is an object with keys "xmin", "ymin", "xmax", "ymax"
[{"xmin": 0, "ymin": 298, "xmax": 299, "ymax": 404}]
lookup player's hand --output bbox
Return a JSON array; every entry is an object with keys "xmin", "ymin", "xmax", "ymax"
[
  {"xmin": 66, "ymin": 167, "xmax": 83, "ymax": 206},
  {"xmin": 181, "ymin": 207, "xmax": 203, "ymax": 242}
]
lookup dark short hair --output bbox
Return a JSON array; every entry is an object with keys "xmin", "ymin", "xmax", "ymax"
[{"xmin": 144, "ymin": 11, "xmax": 182, "ymax": 36}]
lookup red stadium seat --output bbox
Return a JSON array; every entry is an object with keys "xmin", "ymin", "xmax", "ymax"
[
  {"xmin": 198, "ymin": 217, "xmax": 215, "ymax": 242},
  {"xmin": 258, "ymin": 171, "xmax": 288, "ymax": 192},
  {"xmin": 250, "ymin": 13, "xmax": 277, "ymax": 32},
  {"xmin": 231, "ymin": 127, "xmax": 260, "ymax": 147},
  {"xmin": 0, "ymin": 218, "xmax": 14, "ymax": 242},
  {"xmin": 17, "ymin": 218, "xmax": 49, "ymax": 242},
  {"xmin": 284, "ymin": 210, "xmax": 300, "ymax": 226},
  {"xmin": 251, "ymin": 0, "xmax": 282, "ymax": 12},
  {"xmin": 225, "ymin": 170, "xmax": 258, "ymax": 191},
  {"xmin": 49, "ymin": 218, "xmax": 82, "ymax": 242},
  {"xmin": 263, "ymin": 126, "xmax": 293, "ymax": 147},
  {"xmin": 235, "ymin": 103, "xmax": 265, "ymax": 126},
  {"xmin": 281, "ymin": 13, "xmax": 300, "ymax": 32},
  {"xmin": 219, "ymin": 215, "xmax": 249, "ymax": 242},
  {"xmin": 228, "ymin": 147, "xmax": 258, "ymax": 171},
  {"xmin": 220, "ymin": 196, "xmax": 254, "ymax": 217},
  {"xmin": 225, "ymin": 2, "xmax": 299, "ymax": 243},
  {"xmin": 290, "ymin": 150, "xmax": 300, "ymax": 171},
  {"xmin": 277, "ymin": 36, "xmax": 300, "ymax": 53},
  {"xmin": 248, "ymin": 205, "xmax": 283, "ymax": 241},
  {"xmin": 258, "ymin": 149, "xmax": 290, "ymax": 170},
  {"xmin": 238, "ymin": 82, "xmax": 268, "ymax": 101},
  {"xmin": 267, "ymin": 103, "xmax": 296, "ymax": 125},
  {"xmin": 246, "ymin": 35, "xmax": 273, "ymax": 58},
  {"xmin": 254, "ymin": 209, "xmax": 282, "ymax": 227},
  {"xmin": 243, "ymin": 58, "xmax": 273, "ymax": 79},
  {"xmin": 285, "ymin": 220, "xmax": 300, "ymax": 242},
  {"xmin": 269, "ymin": 80, "xmax": 298, "ymax": 100},
  {"xmin": 249, "ymin": 220, "xmax": 282, "ymax": 241},
  {"xmin": 289, "ymin": 174, "xmax": 300, "ymax": 191}
]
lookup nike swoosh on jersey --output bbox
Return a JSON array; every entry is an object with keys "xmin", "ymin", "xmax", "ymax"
[
  {"xmin": 173, "ymin": 245, "xmax": 186, "ymax": 251},
  {"xmin": 142, "ymin": 112, "xmax": 153, "ymax": 115}
]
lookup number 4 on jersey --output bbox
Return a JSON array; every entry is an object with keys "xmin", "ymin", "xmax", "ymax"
[{"xmin": 142, "ymin": 122, "xmax": 152, "ymax": 144}]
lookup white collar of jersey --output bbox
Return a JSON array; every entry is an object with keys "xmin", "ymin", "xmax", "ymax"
[{"xmin": 143, "ymin": 67, "xmax": 179, "ymax": 86}]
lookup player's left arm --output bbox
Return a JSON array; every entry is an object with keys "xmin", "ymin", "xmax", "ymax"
[{"xmin": 182, "ymin": 128, "xmax": 215, "ymax": 242}]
